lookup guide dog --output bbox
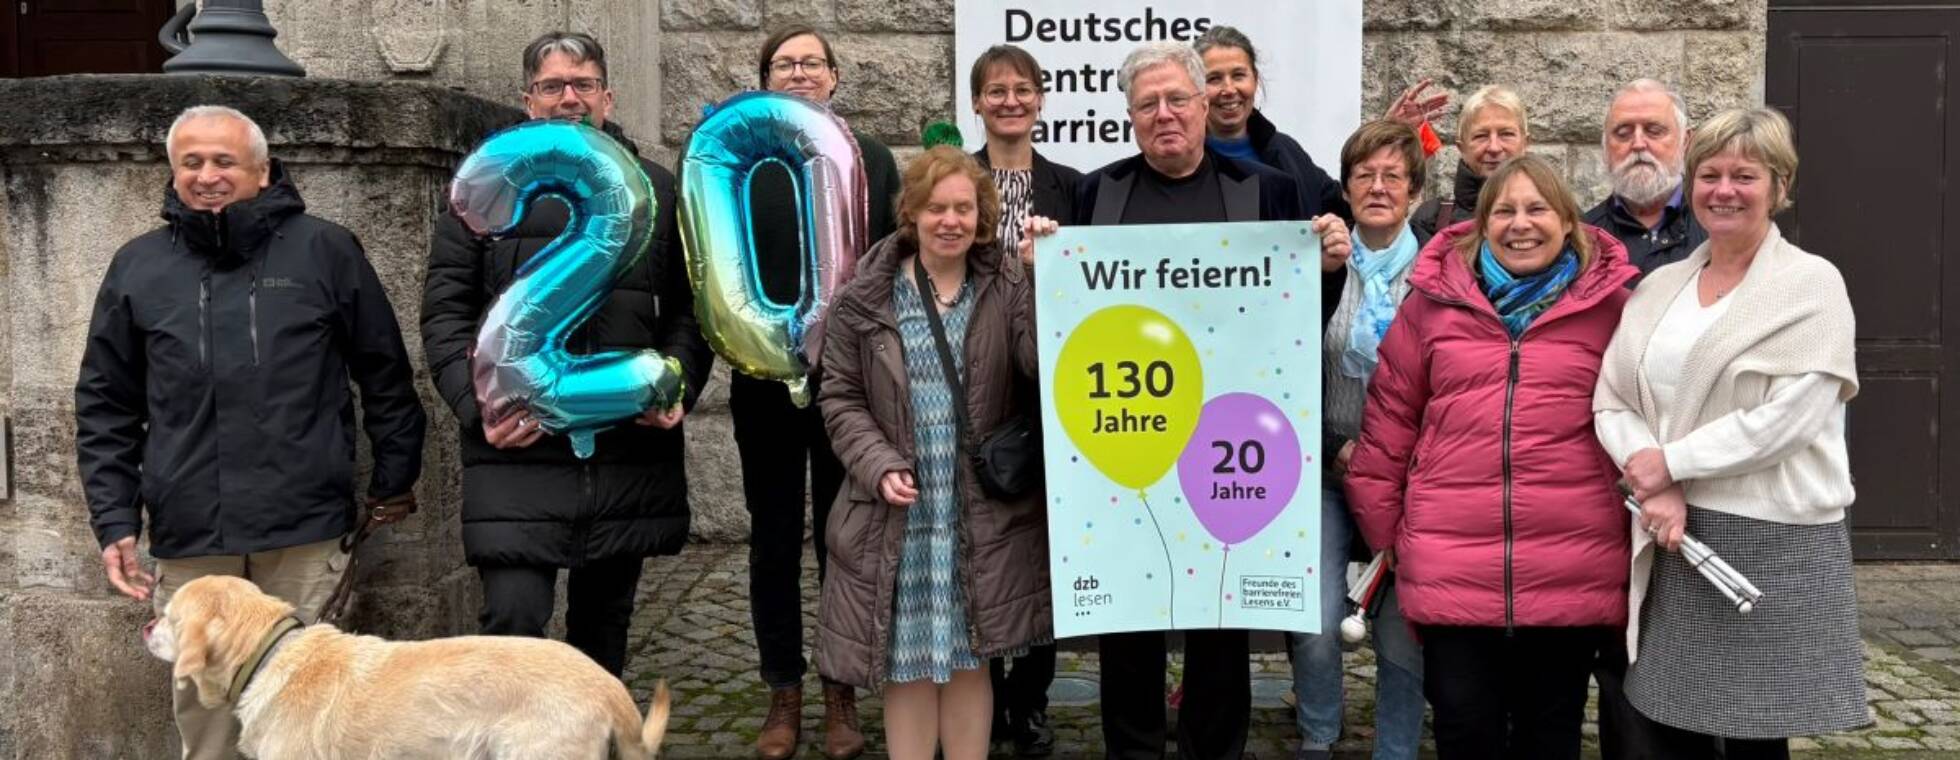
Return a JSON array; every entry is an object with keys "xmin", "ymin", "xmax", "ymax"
[{"xmin": 144, "ymin": 575, "xmax": 668, "ymax": 759}]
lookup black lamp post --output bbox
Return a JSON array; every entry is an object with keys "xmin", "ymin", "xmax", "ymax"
[{"xmin": 157, "ymin": 0, "xmax": 306, "ymax": 77}]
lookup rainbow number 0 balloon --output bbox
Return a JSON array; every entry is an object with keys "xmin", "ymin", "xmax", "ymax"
[
  {"xmin": 679, "ymin": 91, "xmax": 868, "ymax": 405},
  {"xmin": 450, "ymin": 120, "xmax": 686, "ymax": 459}
]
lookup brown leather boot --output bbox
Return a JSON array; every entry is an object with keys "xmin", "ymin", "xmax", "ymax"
[
  {"xmin": 820, "ymin": 679, "xmax": 866, "ymax": 760},
  {"xmin": 756, "ymin": 684, "xmax": 802, "ymax": 760}
]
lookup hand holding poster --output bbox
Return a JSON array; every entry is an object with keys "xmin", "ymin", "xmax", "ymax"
[{"xmin": 1036, "ymin": 222, "xmax": 1321, "ymax": 637}]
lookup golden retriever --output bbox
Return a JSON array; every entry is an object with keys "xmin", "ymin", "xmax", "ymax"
[{"xmin": 144, "ymin": 575, "xmax": 668, "ymax": 759}]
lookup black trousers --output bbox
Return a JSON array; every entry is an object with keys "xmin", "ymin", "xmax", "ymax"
[
  {"xmin": 1593, "ymin": 635, "xmax": 1668, "ymax": 759},
  {"xmin": 731, "ymin": 371, "xmax": 846, "ymax": 688},
  {"xmin": 991, "ymin": 643, "xmax": 1058, "ymax": 722},
  {"xmin": 1099, "ymin": 629, "xmax": 1249, "ymax": 760},
  {"xmin": 477, "ymin": 556, "xmax": 645, "ymax": 676},
  {"xmin": 1420, "ymin": 625, "xmax": 1610, "ymax": 760}
]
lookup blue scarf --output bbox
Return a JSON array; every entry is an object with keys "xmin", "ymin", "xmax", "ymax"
[
  {"xmin": 1339, "ymin": 223, "xmax": 1421, "ymax": 378},
  {"xmin": 1476, "ymin": 241, "xmax": 1581, "ymax": 337}
]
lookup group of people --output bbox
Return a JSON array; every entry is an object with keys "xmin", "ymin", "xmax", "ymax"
[{"xmin": 74, "ymin": 21, "xmax": 1864, "ymax": 760}]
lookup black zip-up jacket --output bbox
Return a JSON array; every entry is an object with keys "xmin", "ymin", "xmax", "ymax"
[
  {"xmin": 1583, "ymin": 193, "xmax": 1707, "ymax": 282},
  {"xmin": 76, "ymin": 161, "xmax": 427, "ymax": 558},
  {"xmin": 422, "ymin": 123, "xmax": 712, "ymax": 567},
  {"xmin": 1244, "ymin": 108, "xmax": 1352, "ymax": 223}
]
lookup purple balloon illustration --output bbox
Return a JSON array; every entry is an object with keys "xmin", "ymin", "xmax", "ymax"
[{"xmin": 1178, "ymin": 393, "xmax": 1304, "ymax": 546}]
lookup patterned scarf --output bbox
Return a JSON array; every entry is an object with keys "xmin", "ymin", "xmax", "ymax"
[
  {"xmin": 1476, "ymin": 241, "xmax": 1581, "ymax": 337},
  {"xmin": 1339, "ymin": 222, "xmax": 1421, "ymax": 378}
]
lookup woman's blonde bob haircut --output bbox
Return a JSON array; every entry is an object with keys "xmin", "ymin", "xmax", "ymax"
[
  {"xmin": 1456, "ymin": 84, "xmax": 1529, "ymax": 146},
  {"xmin": 1685, "ymin": 107, "xmax": 1799, "ymax": 214},
  {"xmin": 896, "ymin": 145, "xmax": 1001, "ymax": 248},
  {"xmin": 1454, "ymin": 153, "xmax": 1595, "ymax": 271}
]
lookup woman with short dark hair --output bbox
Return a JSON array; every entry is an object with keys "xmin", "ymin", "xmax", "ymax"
[{"xmin": 739, "ymin": 24, "xmax": 903, "ymax": 760}]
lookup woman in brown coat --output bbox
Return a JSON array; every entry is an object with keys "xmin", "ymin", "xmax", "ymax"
[{"xmin": 817, "ymin": 146, "xmax": 1052, "ymax": 760}]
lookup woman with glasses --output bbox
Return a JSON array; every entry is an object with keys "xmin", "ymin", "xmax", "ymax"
[
  {"xmin": 963, "ymin": 43, "xmax": 1078, "ymax": 759},
  {"xmin": 740, "ymin": 24, "xmax": 903, "ymax": 760},
  {"xmin": 1292, "ymin": 120, "xmax": 1435, "ymax": 760}
]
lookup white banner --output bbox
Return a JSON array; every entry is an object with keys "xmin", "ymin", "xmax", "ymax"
[{"xmin": 954, "ymin": 1, "xmax": 1363, "ymax": 174}]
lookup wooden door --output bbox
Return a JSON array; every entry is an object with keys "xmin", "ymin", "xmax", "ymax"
[
  {"xmin": 10, "ymin": 0, "xmax": 174, "ymax": 76},
  {"xmin": 1769, "ymin": 1, "xmax": 1960, "ymax": 559}
]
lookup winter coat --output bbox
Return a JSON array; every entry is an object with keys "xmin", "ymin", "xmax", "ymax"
[
  {"xmin": 421, "ymin": 125, "xmax": 712, "ymax": 567},
  {"xmin": 1583, "ymin": 194, "xmax": 1708, "ymax": 281},
  {"xmin": 1410, "ymin": 161, "xmax": 1485, "ymax": 240},
  {"xmin": 814, "ymin": 232, "xmax": 1049, "ymax": 689},
  {"xmin": 77, "ymin": 161, "xmax": 426, "ymax": 558},
  {"xmin": 1345, "ymin": 222, "xmax": 1636, "ymax": 629},
  {"xmin": 1245, "ymin": 109, "xmax": 1351, "ymax": 222}
]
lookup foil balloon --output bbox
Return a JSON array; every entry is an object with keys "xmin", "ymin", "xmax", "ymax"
[
  {"xmin": 679, "ymin": 91, "xmax": 868, "ymax": 405},
  {"xmin": 450, "ymin": 119, "xmax": 686, "ymax": 459}
]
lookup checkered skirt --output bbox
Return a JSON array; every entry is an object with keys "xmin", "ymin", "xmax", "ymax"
[{"xmin": 1624, "ymin": 506, "xmax": 1870, "ymax": 739}]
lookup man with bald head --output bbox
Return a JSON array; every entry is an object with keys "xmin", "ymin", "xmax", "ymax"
[
  {"xmin": 1585, "ymin": 79, "xmax": 1707, "ymax": 281},
  {"xmin": 77, "ymin": 105, "xmax": 425, "ymax": 759}
]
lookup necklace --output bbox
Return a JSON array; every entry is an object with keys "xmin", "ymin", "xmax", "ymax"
[{"xmin": 927, "ymin": 275, "xmax": 969, "ymax": 307}]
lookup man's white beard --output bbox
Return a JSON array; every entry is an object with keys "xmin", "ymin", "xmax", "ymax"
[{"xmin": 1611, "ymin": 151, "xmax": 1682, "ymax": 208}]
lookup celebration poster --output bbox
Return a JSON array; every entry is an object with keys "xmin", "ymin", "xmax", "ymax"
[{"xmin": 1036, "ymin": 221, "xmax": 1323, "ymax": 637}]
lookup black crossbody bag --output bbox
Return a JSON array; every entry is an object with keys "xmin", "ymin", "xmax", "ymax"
[{"xmin": 913, "ymin": 257, "xmax": 1042, "ymax": 500}]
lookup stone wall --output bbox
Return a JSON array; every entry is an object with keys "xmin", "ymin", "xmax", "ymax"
[
  {"xmin": 255, "ymin": 0, "xmax": 1765, "ymax": 205},
  {"xmin": 0, "ymin": 76, "xmax": 518, "ymax": 758}
]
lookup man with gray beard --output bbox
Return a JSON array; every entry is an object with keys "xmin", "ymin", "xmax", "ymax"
[{"xmin": 1584, "ymin": 79, "xmax": 1707, "ymax": 280}]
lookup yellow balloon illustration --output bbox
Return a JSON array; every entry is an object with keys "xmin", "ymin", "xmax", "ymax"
[{"xmin": 1055, "ymin": 305, "xmax": 1204, "ymax": 489}]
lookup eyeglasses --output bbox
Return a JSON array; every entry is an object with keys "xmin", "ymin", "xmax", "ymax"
[
  {"xmin": 982, "ymin": 85, "xmax": 1040, "ymax": 105},
  {"xmin": 769, "ymin": 57, "xmax": 831, "ymax": 77},
  {"xmin": 528, "ymin": 77, "xmax": 604, "ymax": 97},
  {"xmin": 1129, "ymin": 92, "xmax": 1198, "ymax": 117},
  {"xmin": 1349, "ymin": 170, "xmax": 1410, "ymax": 190}
]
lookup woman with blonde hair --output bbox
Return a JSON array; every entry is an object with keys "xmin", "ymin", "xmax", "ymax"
[
  {"xmin": 1412, "ymin": 84, "xmax": 1530, "ymax": 237},
  {"xmin": 1595, "ymin": 107, "xmax": 1865, "ymax": 760},
  {"xmin": 817, "ymin": 146, "xmax": 1050, "ymax": 760},
  {"xmin": 1348, "ymin": 153, "xmax": 1636, "ymax": 759}
]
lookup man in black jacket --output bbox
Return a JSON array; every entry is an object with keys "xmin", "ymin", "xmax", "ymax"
[
  {"xmin": 1071, "ymin": 43, "xmax": 1348, "ymax": 760},
  {"xmin": 420, "ymin": 32, "xmax": 711, "ymax": 678},
  {"xmin": 1585, "ymin": 78, "xmax": 1707, "ymax": 282},
  {"xmin": 76, "ymin": 105, "xmax": 426, "ymax": 760}
]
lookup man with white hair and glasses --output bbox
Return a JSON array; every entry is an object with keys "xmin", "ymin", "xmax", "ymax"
[{"xmin": 1584, "ymin": 78, "xmax": 1708, "ymax": 281}]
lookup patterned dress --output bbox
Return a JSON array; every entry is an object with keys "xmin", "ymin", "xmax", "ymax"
[
  {"xmin": 886, "ymin": 273, "xmax": 979, "ymax": 684},
  {"xmin": 992, "ymin": 168, "xmax": 1034, "ymax": 260}
]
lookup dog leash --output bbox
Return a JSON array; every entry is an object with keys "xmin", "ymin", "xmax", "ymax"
[{"xmin": 315, "ymin": 494, "xmax": 413, "ymax": 624}]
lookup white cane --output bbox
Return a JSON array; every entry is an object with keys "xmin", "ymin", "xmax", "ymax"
[{"xmin": 1619, "ymin": 484, "xmax": 1763, "ymax": 614}]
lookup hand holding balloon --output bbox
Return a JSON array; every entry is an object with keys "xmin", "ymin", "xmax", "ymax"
[{"xmin": 451, "ymin": 120, "xmax": 687, "ymax": 459}]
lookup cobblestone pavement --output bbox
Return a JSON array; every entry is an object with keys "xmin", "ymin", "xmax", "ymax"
[{"xmin": 621, "ymin": 544, "xmax": 1960, "ymax": 759}]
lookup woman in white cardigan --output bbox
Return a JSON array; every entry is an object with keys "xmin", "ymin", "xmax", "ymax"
[{"xmin": 1593, "ymin": 107, "xmax": 1867, "ymax": 759}]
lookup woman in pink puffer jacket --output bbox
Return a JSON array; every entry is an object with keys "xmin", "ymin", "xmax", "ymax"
[{"xmin": 1346, "ymin": 155, "xmax": 1634, "ymax": 760}]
